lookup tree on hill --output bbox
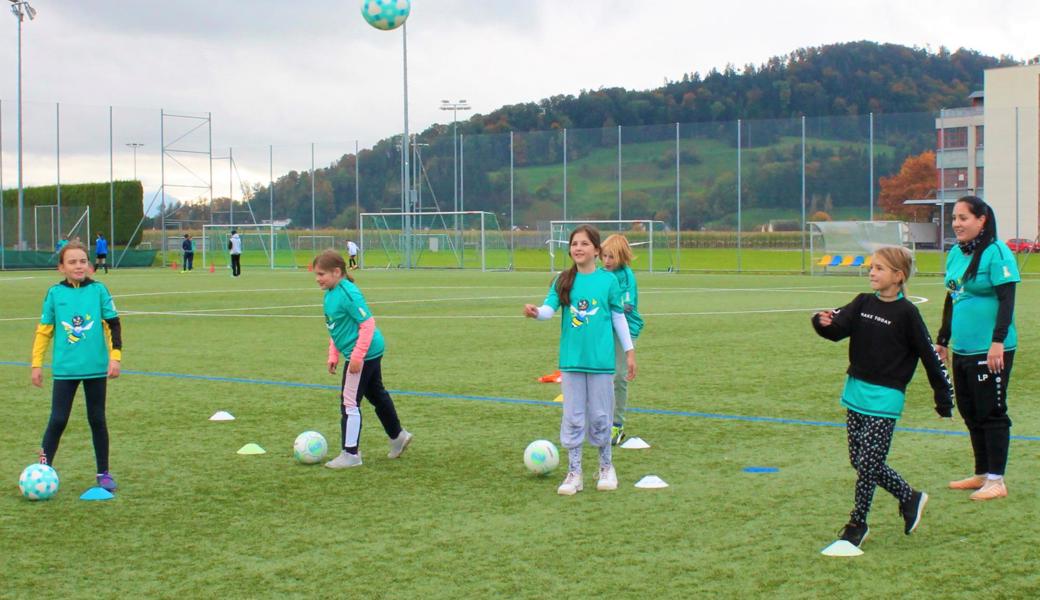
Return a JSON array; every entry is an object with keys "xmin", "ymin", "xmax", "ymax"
[
  {"xmin": 247, "ymin": 42, "xmax": 1017, "ymax": 229},
  {"xmin": 877, "ymin": 151, "xmax": 936, "ymax": 221}
]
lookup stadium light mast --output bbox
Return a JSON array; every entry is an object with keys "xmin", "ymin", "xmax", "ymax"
[
  {"xmin": 10, "ymin": 0, "xmax": 37, "ymax": 250},
  {"xmin": 439, "ymin": 100, "xmax": 470, "ymax": 214},
  {"xmin": 126, "ymin": 142, "xmax": 144, "ymax": 181}
]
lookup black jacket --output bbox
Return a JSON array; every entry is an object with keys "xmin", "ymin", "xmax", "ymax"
[{"xmin": 812, "ymin": 293, "xmax": 953, "ymax": 416}]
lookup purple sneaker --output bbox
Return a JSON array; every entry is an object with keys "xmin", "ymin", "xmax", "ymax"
[{"xmin": 96, "ymin": 471, "xmax": 117, "ymax": 491}]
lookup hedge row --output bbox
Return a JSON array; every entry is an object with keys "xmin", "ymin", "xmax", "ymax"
[{"xmin": 2, "ymin": 181, "xmax": 144, "ymax": 247}]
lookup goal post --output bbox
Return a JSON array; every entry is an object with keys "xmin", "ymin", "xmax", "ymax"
[
  {"xmin": 547, "ymin": 220, "xmax": 675, "ymax": 273},
  {"xmin": 359, "ymin": 211, "xmax": 510, "ymax": 270},
  {"xmin": 33, "ymin": 205, "xmax": 90, "ymax": 252},
  {"xmin": 201, "ymin": 223, "xmax": 297, "ymax": 270},
  {"xmin": 809, "ymin": 220, "xmax": 914, "ymax": 275}
]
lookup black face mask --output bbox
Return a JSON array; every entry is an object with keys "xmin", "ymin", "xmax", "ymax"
[{"xmin": 958, "ymin": 229, "xmax": 989, "ymax": 255}]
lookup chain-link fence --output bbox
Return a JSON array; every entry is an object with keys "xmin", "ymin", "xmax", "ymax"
[{"xmin": 2, "ymin": 99, "xmax": 1037, "ymax": 272}]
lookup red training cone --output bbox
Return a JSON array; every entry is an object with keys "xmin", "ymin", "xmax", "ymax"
[{"xmin": 209, "ymin": 263, "xmax": 216, "ymax": 273}]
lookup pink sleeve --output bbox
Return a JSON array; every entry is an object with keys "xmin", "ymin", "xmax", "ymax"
[
  {"xmin": 327, "ymin": 337, "xmax": 338, "ymax": 363},
  {"xmin": 349, "ymin": 318, "xmax": 376, "ymax": 363}
]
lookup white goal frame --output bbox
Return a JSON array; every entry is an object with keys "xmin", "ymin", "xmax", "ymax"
[
  {"xmin": 359, "ymin": 210, "xmax": 508, "ymax": 271},
  {"xmin": 548, "ymin": 219, "xmax": 673, "ymax": 273},
  {"xmin": 201, "ymin": 223, "xmax": 290, "ymax": 270}
]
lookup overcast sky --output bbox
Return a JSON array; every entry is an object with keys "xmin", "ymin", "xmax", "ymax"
[{"xmin": 1, "ymin": 0, "xmax": 1037, "ymax": 196}]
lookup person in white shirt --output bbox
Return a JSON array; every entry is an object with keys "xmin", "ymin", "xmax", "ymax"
[
  {"xmin": 228, "ymin": 229, "xmax": 243, "ymax": 277},
  {"xmin": 347, "ymin": 240, "xmax": 359, "ymax": 270}
]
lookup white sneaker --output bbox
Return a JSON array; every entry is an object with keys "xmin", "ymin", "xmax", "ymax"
[
  {"xmin": 324, "ymin": 450, "xmax": 362, "ymax": 469},
  {"xmin": 387, "ymin": 430, "xmax": 413, "ymax": 459},
  {"xmin": 557, "ymin": 471, "xmax": 583, "ymax": 496},
  {"xmin": 596, "ymin": 465, "xmax": 618, "ymax": 491}
]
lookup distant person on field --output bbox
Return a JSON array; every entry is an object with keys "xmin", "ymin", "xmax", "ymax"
[
  {"xmin": 30, "ymin": 241, "xmax": 123, "ymax": 492},
  {"xmin": 94, "ymin": 232, "xmax": 109, "ymax": 274},
  {"xmin": 181, "ymin": 234, "xmax": 195, "ymax": 272},
  {"xmin": 524, "ymin": 224, "xmax": 636, "ymax": 496},
  {"xmin": 347, "ymin": 240, "xmax": 359, "ymax": 270},
  {"xmin": 313, "ymin": 249, "xmax": 412, "ymax": 469},
  {"xmin": 935, "ymin": 195, "xmax": 1020, "ymax": 501},
  {"xmin": 811, "ymin": 245, "xmax": 953, "ymax": 549},
  {"xmin": 600, "ymin": 234, "xmax": 643, "ymax": 446},
  {"xmin": 228, "ymin": 229, "xmax": 242, "ymax": 277}
]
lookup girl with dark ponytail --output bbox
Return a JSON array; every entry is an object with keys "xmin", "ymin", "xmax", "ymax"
[
  {"xmin": 523, "ymin": 224, "xmax": 636, "ymax": 496},
  {"xmin": 936, "ymin": 195, "xmax": 1020, "ymax": 501}
]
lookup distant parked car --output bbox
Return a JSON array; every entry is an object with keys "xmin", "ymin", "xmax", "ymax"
[{"xmin": 1006, "ymin": 238, "xmax": 1038, "ymax": 253}]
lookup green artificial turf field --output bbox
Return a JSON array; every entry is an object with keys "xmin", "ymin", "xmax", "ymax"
[{"xmin": 1, "ymin": 266, "xmax": 1036, "ymax": 598}]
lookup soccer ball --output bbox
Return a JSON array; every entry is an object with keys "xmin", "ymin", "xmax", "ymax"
[
  {"xmin": 19, "ymin": 464, "xmax": 60, "ymax": 501},
  {"xmin": 523, "ymin": 439, "xmax": 560, "ymax": 475},
  {"xmin": 293, "ymin": 431, "xmax": 329, "ymax": 465},
  {"xmin": 360, "ymin": 0, "xmax": 410, "ymax": 31}
]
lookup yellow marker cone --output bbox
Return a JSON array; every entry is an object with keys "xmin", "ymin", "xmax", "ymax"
[
  {"xmin": 237, "ymin": 443, "xmax": 266, "ymax": 455},
  {"xmin": 552, "ymin": 394, "xmax": 564, "ymax": 403}
]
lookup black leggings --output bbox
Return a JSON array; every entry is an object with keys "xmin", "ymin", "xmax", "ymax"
[
  {"xmin": 41, "ymin": 377, "xmax": 109, "ymax": 473},
  {"xmin": 952, "ymin": 350, "xmax": 1014, "ymax": 476},
  {"xmin": 847, "ymin": 410, "xmax": 912, "ymax": 525}
]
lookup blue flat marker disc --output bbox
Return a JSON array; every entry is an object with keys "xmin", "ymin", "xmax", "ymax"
[{"xmin": 743, "ymin": 466, "xmax": 779, "ymax": 473}]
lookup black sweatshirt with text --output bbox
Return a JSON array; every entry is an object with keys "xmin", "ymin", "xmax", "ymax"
[{"xmin": 812, "ymin": 293, "xmax": 954, "ymax": 415}]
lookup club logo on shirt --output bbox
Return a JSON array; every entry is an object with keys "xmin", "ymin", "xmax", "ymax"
[
  {"xmin": 325, "ymin": 315, "xmax": 336, "ymax": 331},
  {"xmin": 947, "ymin": 278, "xmax": 963, "ymax": 301},
  {"xmin": 1002, "ymin": 265, "xmax": 1011, "ymax": 279},
  {"xmin": 61, "ymin": 314, "xmax": 94, "ymax": 345},
  {"xmin": 570, "ymin": 298, "xmax": 599, "ymax": 328}
]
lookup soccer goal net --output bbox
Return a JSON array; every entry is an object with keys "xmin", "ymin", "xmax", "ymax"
[
  {"xmin": 296, "ymin": 235, "xmax": 336, "ymax": 251},
  {"xmin": 809, "ymin": 220, "xmax": 914, "ymax": 275},
  {"xmin": 359, "ymin": 211, "xmax": 510, "ymax": 270},
  {"xmin": 33, "ymin": 205, "xmax": 90, "ymax": 252},
  {"xmin": 547, "ymin": 220, "xmax": 675, "ymax": 273},
  {"xmin": 201, "ymin": 223, "xmax": 297, "ymax": 270}
]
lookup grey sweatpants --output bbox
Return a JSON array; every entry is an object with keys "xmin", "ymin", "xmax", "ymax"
[
  {"xmin": 613, "ymin": 334, "xmax": 630, "ymax": 426},
  {"xmin": 560, "ymin": 372, "xmax": 614, "ymax": 449}
]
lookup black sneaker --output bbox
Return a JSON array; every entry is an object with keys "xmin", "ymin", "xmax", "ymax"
[
  {"xmin": 899, "ymin": 490, "xmax": 929, "ymax": 535},
  {"xmin": 839, "ymin": 522, "xmax": 869, "ymax": 547}
]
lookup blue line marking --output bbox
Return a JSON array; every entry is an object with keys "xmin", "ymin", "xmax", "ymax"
[{"xmin": 3, "ymin": 361, "xmax": 1038, "ymax": 441}]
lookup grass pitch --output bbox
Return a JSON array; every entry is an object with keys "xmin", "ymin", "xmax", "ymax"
[{"xmin": 1, "ymin": 266, "xmax": 1037, "ymax": 598}]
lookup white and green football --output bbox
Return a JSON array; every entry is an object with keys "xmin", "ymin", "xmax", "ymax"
[
  {"xmin": 293, "ymin": 431, "xmax": 329, "ymax": 465},
  {"xmin": 19, "ymin": 464, "xmax": 60, "ymax": 501}
]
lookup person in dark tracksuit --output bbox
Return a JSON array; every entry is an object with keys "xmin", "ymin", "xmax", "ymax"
[
  {"xmin": 30, "ymin": 241, "xmax": 123, "ymax": 492},
  {"xmin": 813, "ymin": 245, "xmax": 953, "ymax": 549},
  {"xmin": 936, "ymin": 196, "xmax": 1019, "ymax": 501},
  {"xmin": 181, "ymin": 234, "xmax": 195, "ymax": 272},
  {"xmin": 312, "ymin": 250, "xmax": 412, "ymax": 469}
]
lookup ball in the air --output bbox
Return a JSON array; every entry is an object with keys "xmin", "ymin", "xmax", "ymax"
[
  {"xmin": 523, "ymin": 439, "xmax": 559, "ymax": 475},
  {"xmin": 19, "ymin": 464, "xmax": 60, "ymax": 501},
  {"xmin": 293, "ymin": 431, "xmax": 329, "ymax": 464},
  {"xmin": 361, "ymin": 0, "xmax": 411, "ymax": 31}
]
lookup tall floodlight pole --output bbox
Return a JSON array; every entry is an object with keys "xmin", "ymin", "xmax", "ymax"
[
  {"xmin": 440, "ymin": 99, "xmax": 470, "ymax": 237},
  {"xmin": 126, "ymin": 143, "xmax": 144, "ymax": 180},
  {"xmin": 10, "ymin": 0, "xmax": 37, "ymax": 250}
]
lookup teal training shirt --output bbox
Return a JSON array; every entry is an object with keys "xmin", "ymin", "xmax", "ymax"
[
  {"xmin": 544, "ymin": 268, "xmax": 624, "ymax": 373},
  {"xmin": 944, "ymin": 241, "xmax": 1020, "ymax": 354},
  {"xmin": 841, "ymin": 375, "xmax": 906, "ymax": 420},
  {"xmin": 609, "ymin": 265, "xmax": 643, "ymax": 339},
  {"xmin": 324, "ymin": 279, "xmax": 385, "ymax": 360},
  {"xmin": 40, "ymin": 280, "xmax": 118, "ymax": 380}
]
